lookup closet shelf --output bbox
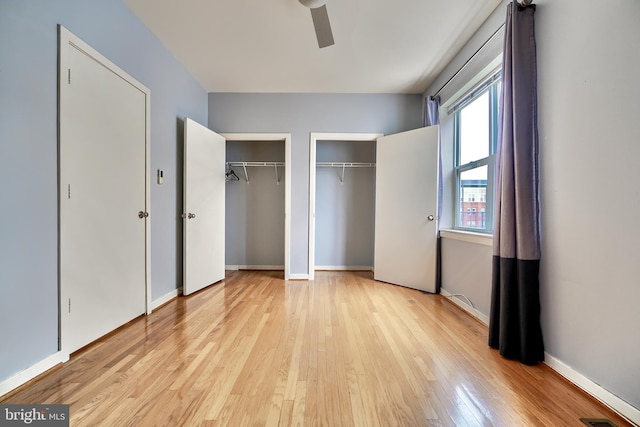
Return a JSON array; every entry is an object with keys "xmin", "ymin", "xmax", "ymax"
[
  {"xmin": 226, "ymin": 161, "xmax": 284, "ymax": 184},
  {"xmin": 316, "ymin": 162, "xmax": 376, "ymax": 168},
  {"xmin": 226, "ymin": 161, "xmax": 285, "ymax": 167},
  {"xmin": 316, "ymin": 162, "xmax": 376, "ymax": 184}
]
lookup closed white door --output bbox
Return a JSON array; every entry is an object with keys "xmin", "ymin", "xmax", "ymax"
[
  {"xmin": 183, "ymin": 118, "xmax": 226, "ymax": 295},
  {"xmin": 59, "ymin": 27, "xmax": 149, "ymax": 354},
  {"xmin": 374, "ymin": 126, "xmax": 439, "ymax": 293}
]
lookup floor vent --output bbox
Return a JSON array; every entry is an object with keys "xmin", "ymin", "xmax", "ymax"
[{"xmin": 580, "ymin": 418, "xmax": 618, "ymax": 427}]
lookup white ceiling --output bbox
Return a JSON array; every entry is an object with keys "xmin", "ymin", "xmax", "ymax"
[{"xmin": 123, "ymin": 0, "xmax": 502, "ymax": 94}]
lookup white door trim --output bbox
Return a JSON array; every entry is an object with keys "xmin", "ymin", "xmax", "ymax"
[
  {"xmin": 221, "ymin": 133, "xmax": 291, "ymax": 280},
  {"xmin": 308, "ymin": 133, "xmax": 383, "ymax": 280},
  {"xmin": 58, "ymin": 26, "xmax": 151, "ymax": 358}
]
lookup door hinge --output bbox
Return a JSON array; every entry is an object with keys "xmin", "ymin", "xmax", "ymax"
[
  {"xmin": 68, "ymin": 184, "xmax": 71, "ymax": 199},
  {"xmin": 68, "ymin": 298, "xmax": 71, "ymax": 313},
  {"xmin": 68, "ymin": 69, "xmax": 71, "ymax": 84}
]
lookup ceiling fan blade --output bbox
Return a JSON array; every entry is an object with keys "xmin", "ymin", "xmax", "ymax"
[{"xmin": 310, "ymin": 5, "xmax": 334, "ymax": 48}]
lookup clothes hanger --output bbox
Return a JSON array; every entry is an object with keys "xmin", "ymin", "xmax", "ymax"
[{"xmin": 225, "ymin": 165, "xmax": 240, "ymax": 181}]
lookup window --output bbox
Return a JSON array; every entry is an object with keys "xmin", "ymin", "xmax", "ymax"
[{"xmin": 452, "ymin": 71, "xmax": 500, "ymax": 232}]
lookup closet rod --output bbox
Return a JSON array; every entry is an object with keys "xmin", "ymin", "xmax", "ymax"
[
  {"xmin": 316, "ymin": 162, "xmax": 376, "ymax": 168},
  {"xmin": 317, "ymin": 162, "xmax": 376, "ymax": 184},
  {"xmin": 226, "ymin": 161, "xmax": 284, "ymax": 183},
  {"xmin": 226, "ymin": 161, "xmax": 285, "ymax": 167}
]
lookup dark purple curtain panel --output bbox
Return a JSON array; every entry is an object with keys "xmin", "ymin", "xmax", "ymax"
[{"xmin": 489, "ymin": 0, "xmax": 544, "ymax": 365}]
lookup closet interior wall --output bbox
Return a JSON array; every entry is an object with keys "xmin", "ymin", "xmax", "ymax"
[
  {"xmin": 225, "ymin": 141, "xmax": 285, "ymax": 270},
  {"xmin": 315, "ymin": 140, "xmax": 376, "ymax": 270}
]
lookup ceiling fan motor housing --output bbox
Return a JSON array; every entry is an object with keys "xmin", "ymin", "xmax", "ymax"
[{"xmin": 299, "ymin": 0, "xmax": 327, "ymax": 9}]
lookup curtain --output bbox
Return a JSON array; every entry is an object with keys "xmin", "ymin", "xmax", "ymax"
[
  {"xmin": 424, "ymin": 95, "xmax": 440, "ymax": 127},
  {"xmin": 488, "ymin": 0, "xmax": 544, "ymax": 365},
  {"xmin": 423, "ymin": 95, "xmax": 442, "ymax": 293}
]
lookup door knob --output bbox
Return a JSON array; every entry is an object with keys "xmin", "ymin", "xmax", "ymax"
[
  {"xmin": 188, "ymin": 213, "xmax": 196, "ymax": 219},
  {"xmin": 138, "ymin": 211, "xmax": 149, "ymax": 218},
  {"xmin": 427, "ymin": 215, "xmax": 435, "ymax": 221}
]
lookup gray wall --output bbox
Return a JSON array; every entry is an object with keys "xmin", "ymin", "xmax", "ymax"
[
  {"xmin": 0, "ymin": 0, "xmax": 207, "ymax": 383},
  {"xmin": 315, "ymin": 141, "xmax": 376, "ymax": 268},
  {"xmin": 440, "ymin": 239, "xmax": 492, "ymax": 317},
  {"xmin": 225, "ymin": 142, "xmax": 285, "ymax": 267},
  {"xmin": 209, "ymin": 93, "xmax": 423, "ymax": 275},
  {"xmin": 426, "ymin": 0, "xmax": 640, "ymax": 412}
]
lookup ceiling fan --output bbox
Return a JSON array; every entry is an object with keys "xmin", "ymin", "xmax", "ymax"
[{"xmin": 299, "ymin": 0, "xmax": 334, "ymax": 48}]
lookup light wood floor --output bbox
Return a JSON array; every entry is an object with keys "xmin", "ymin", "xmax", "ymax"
[{"xmin": 1, "ymin": 271, "xmax": 632, "ymax": 426}]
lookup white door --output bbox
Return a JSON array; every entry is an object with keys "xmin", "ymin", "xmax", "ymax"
[
  {"xmin": 59, "ymin": 27, "xmax": 149, "ymax": 354},
  {"xmin": 183, "ymin": 118, "xmax": 226, "ymax": 295},
  {"xmin": 374, "ymin": 126, "xmax": 439, "ymax": 293}
]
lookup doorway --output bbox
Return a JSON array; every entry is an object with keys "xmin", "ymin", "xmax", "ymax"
[
  {"xmin": 308, "ymin": 133, "xmax": 382, "ymax": 280},
  {"xmin": 58, "ymin": 26, "xmax": 150, "ymax": 355},
  {"xmin": 222, "ymin": 133, "xmax": 291, "ymax": 280},
  {"xmin": 309, "ymin": 128, "xmax": 440, "ymax": 292}
]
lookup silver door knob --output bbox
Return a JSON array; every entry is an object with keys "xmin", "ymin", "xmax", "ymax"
[
  {"xmin": 427, "ymin": 215, "xmax": 435, "ymax": 221},
  {"xmin": 138, "ymin": 211, "xmax": 149, "ymax": 218},
  {"xmin": 188, "ymin": 213, "xmax": 196, "ymax": 219}
]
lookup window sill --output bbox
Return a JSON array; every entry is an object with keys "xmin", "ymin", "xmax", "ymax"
[{"xmin": 439, "ymin": 229, "xmax": 493, "ymax": 247}]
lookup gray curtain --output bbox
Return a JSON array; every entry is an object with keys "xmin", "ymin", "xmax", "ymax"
[
  {"xmin": 423, "ymin": 95, "xmax": 442, "ymax": 293},
  {"xmin": 488, "ymin": 0, "xmax": 544, "ymax": 365},
  {"xmin": 424, "ymin": 95, "xmax": 440, "ymax": 127}
]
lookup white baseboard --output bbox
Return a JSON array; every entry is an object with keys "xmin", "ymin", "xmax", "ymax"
[
  {"xmin": 544, "ymin": 354, "xmax": 640, "ymax": 426},
  {"xmin": 441, "ymin": 289, "xmax": 640, "ymax": 424},
  {"xmin": 227, "ymin": 265, "xmax": 306, "ymax": 280},
  {"xmin": 314, "ymin": 266, "xmax": 373, "ymax": 271},
  {"xmin": 225, "ymin": 265, "xmax": 284, "ymax": 271},
  {"xmin": 444, "ymin": 288, "xmax": 640, "ymax": 424},
  {"xmin": 440, "ymin": 287, "xmax": 489, "ymax": 325},
  {"xmin": 440, "ymin": 288, "xmax": 640, "ymax": 425},
  {"xmin": 0, "ymin": 352, "xmax": 68, "ymax": 398},
  {"xmin": 151, "ymin": 288, "xmax": 181, "ymax": 311}
]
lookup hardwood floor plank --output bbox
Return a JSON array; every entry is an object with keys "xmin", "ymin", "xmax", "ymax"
[
  {"xmin": 1, "ymin": 271, "xmax": 633, "ymax": 427},
  {"xmin": 290, "ymin": 380, "xmax": 307, "ymax": 426},
  {"xmin": 277, "ymin": 400, "xmax": 294, "ymax": 427},
  {"xmin": 205, "ymin": 314, "xmax": 270, "ymax": 421}
]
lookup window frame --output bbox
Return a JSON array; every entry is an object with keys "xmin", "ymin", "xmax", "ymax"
[{"xmin": 452, "ymin": 71, "xmax": 501, "ymax": 234}]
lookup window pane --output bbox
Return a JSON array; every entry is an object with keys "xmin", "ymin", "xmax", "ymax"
[
  {"xmin": 459, "ymin": 91, "xmax": 489, "ymax": 165},
  {"xmin": 459, "ymin": 166, "xmax": 488, "ymax": 230}
]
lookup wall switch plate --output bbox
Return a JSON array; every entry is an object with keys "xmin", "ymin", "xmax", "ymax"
[{"xmin": 157, "ymin": 169, "xmax": 164, "ymax": 184}]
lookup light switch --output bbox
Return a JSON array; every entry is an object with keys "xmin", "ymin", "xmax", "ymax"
[{"xmin": 157, "ymin": 169, "xmax": 164, "ymax": 185}]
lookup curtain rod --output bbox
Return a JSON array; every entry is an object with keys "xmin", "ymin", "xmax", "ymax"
[
  {"xmin": 433, "ymin": 22, "xmax": 504, "ymax": 98},
  {"xmin": 431, "ymin": 0, "xmax": 533, "ymax": 98}
]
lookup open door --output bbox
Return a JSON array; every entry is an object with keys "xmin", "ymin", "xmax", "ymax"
[
  {"xmin": 183, "ymin": 118, "xmax": 226, "ymax": 295},
  {"xmin": 374, "ymin": 126, "xmax": 439, "ymax": 293}
]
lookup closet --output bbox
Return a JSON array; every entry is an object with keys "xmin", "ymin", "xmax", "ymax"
[
  {"xmin": 314, "ymin": 139, "xmax": 376, "ymax": 271},
  {"xmin": 309, "ymin": 129, "xmax": 439, "ymax": 292},
  {"xmin": 225, "ymin": 140, "xmax": 286, "ymax": 271}
]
